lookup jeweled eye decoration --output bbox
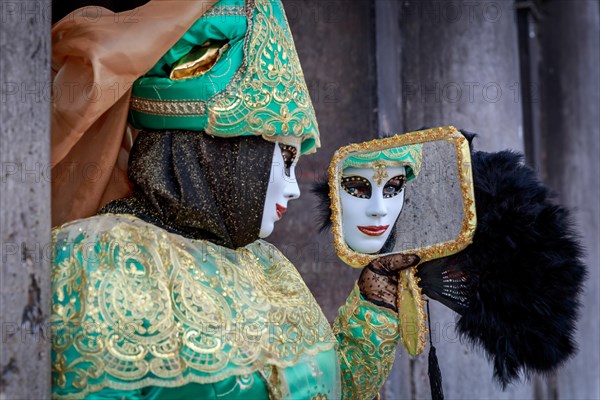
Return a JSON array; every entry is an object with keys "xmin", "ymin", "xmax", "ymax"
[
  {"xmin": 341, "ymin": 176, "xmax": 371, "ymax": 199},
  {"xmin": 279, "ymin": 143, "xmax": 298, "ymax": 177},
  {"xmin": 382, "ymin": 175, "xmax": 407, "ymax": 198}
]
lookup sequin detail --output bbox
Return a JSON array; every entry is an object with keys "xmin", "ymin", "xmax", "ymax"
[
  {"xmin": 100, "ymin": 132, "xmax": 273, "ymax": 249},
  {"xmin": 130, "ymin": 97, "xmax": 207, "ymax": 116}
]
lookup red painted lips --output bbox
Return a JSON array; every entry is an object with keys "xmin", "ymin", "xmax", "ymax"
[
  {"xmin": 276, "ymin": 203, "xmax": 287, "ymax": 219},
  {"xmin": 357, "ymin": 225, "xmax": 389, "ymax": 237}
]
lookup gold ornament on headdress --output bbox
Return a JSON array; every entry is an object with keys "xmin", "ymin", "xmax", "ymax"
[
  {"xmin": 170, "ymin": 40, "xmax": 230, "ymax": 80},
  {"xmin": 372, "ymin": 162, "xmax": 390, "ymax": 186}
]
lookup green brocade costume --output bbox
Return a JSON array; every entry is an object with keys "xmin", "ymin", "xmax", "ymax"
[{"xmin": 51, "ymin": 215, "xmax": 399, "ymax": 399}]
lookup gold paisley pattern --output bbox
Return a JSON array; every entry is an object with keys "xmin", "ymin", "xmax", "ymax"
[
  {"xmin": 51, "ymin": 215, "xmax": 334, "ymax": 398},
  {"xmin": 207, "ymin": 0, "xmax": 320, "ymax": 149},
  {"xmin": 333, "ymin": 284, "xmax": 399, "ymax": 400}
]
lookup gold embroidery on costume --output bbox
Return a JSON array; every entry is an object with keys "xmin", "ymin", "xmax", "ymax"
[
  {"xmin": 207, "ymin": 0, "xmax": 320, "ymax": 147},
  {"xmin": 333, "ymin": 284, "xmax": 399, "ymax": 400},
  {"xmin": 51, "ymin": 215, "xmax": 334, "ymax": 398},
  {"xmin": 260, "ymin": 365, "xmax": 284, "ymax": 400}
]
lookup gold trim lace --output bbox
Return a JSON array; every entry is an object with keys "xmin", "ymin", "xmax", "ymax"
[
  {"xmin": 203, "ymin": 5, "xmax": 246, "ymax": 17},
  {"xmin": 51, "ymin": 215, "xmax": 334, "ymax": 399},
  {"xmin": 129, "ymin": 97, "xmax": 207, "ymax": 116}
]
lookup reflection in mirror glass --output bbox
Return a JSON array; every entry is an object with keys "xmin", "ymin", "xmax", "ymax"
[
  {"xmin": 339, "ymin": 141, "xmax": 464, "ymax": 256},
  {"xmin": 340, "ymin": 145, "xmax": 422, "ymax": 254}
]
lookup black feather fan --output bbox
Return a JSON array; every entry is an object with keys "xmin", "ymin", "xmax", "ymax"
[
  {"xmin": 311, "ymin": 179, "xmax": 332, "ymax": 233},
  {"xmin": 416, "ymin": 147, "xmax": 586, "ymax": 387}
]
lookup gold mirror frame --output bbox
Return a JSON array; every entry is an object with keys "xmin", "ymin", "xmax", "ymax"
[{"xmin": 328, "ymin": 126, "xmax": 477, "ymax": 268}]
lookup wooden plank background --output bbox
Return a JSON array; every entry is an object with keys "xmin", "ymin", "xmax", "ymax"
[
  {"xmin": 0, "ymin": 0, "xmax": 52, "ymax": 398},
  {"xmin": 538, "ymin": 2, "xmax": 600, "ymax": 399}
]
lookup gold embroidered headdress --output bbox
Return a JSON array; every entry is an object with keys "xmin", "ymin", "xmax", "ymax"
[
  {"xmin": 130, "ymin": 0, "xmax": 320, "ymax": 154},
  {"xmin": 342, "ymin": 144, "xmax": 423, "ymax": 181}
]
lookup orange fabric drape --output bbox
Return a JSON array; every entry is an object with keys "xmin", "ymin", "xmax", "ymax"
[{"xmin": 51, "ymin": 0, "xmax": 218, "ymax": 226}]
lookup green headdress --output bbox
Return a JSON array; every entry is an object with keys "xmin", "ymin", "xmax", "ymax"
[
  {"xmin": 342, "ymin": 144, "xmax": 423, "ymax": 181},
  {"xmin": 129, "ymin": 0, "xmax": 320, "ymax": 154}
]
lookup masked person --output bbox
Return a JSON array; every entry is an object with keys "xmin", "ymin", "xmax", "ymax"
[{"xmin": 50, "ymin": 1, "xmax": 414, "ymax": 399}]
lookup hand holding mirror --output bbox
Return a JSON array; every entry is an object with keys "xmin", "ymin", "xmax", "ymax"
[
  {"xmin": 316, "ymin": 126, "xmax": 585, "ymax": 391},
  {"xmin": 322, "ymin": 126, "xmax": 477, "ymax": 356}
]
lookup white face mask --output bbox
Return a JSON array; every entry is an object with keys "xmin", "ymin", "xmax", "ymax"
[
  {"xmin": 259, "ymin": 143, "xmax": 301, "ymax": 238},
  {"xmin": 340, "ymin": 165, "xmax": 406, "ymax": 254}
]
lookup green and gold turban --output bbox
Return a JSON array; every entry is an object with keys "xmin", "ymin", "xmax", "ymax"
[
  {"xmin": 342, "ymin": 144, "xmax": 423, "ymax": 181},
  {"xmin": 129, "ymin": 0, "xmax": 320, "ymax": 154}
]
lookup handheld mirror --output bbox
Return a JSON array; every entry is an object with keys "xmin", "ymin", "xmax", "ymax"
[
  {"xmin": 327, "ymin": 126, "xmax": 477, "ymax": 355},
  {"xmin": 328, "ymin": 126, "xmax": 476, "ymax": 267}
]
